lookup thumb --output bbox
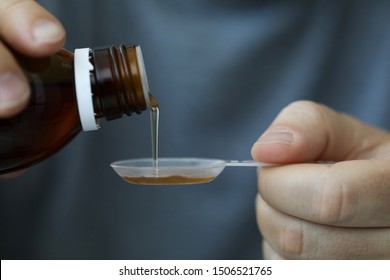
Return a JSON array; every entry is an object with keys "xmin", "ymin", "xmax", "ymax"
[{"xmin": 251, "ymin": 100, "xmax": 390, "ymax": 164}]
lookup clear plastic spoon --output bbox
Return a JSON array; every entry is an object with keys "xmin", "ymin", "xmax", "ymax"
[{"xmin": 110, "ymin": 158, "xmax": 276, "ymax": 185}]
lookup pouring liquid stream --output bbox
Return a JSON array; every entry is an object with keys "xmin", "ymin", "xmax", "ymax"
[
  {"xmin": 121, "ymin": 94, "xmax": 220, "ymax": 184},
  {"xmin": 150, "ymin": 95, "xmax": 159, "ymax": 170},
  {"xmin": 117, "ymin": 94, "xmax": 276, "ymax": 185}
]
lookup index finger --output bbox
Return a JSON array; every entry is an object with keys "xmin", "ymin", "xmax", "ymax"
[
  {"xmin": 258, "ymin": 159, "xmax": 390, "ymax": 227},
  {"xmin": 0, "ymin": 0, "xmax": 65, "ymax": 56}
]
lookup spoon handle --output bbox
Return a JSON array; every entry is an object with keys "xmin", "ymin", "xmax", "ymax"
[{"xmin": 224, "ymin": 160, "xmax": 278, "ymax": 167}]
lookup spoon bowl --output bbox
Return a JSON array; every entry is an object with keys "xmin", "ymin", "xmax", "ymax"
[{"xmin": 110, "ymin": 157, "xmax": 273, "ymax": 185}]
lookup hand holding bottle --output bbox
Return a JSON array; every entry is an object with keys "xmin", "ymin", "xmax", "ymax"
[
  {"xmin": 252, "ymin": 101, "xmax": 390, "ymax": 259},
  {"xmin": 0, "ymin": 0, "xmax": 65, "ymax": 118}
]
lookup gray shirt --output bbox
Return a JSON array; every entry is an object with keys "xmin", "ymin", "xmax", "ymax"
[{"xmin": 1, "ymin": 0, "xmax": 390, "ymax": 259}]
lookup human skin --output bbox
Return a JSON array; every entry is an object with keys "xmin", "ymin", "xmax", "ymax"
[
  {"xmin": 252, "ymin": 101, "xmax": 390, "ymax": 259},
  {"xmin": 0, "ymin": 0, "xmax": 65, "ymax": 178},
  {"xmin": 0, "ymin": 0, "xmax": 65, "ymax": 118},
  {"xmin": 1, "ymin": 1, "xmax": 390, "ymax": 260}
]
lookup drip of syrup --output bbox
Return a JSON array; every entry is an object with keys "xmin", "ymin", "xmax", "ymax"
[{"xmin": 149, "ymin": 94, "xmax": 159, "ymax": 169}]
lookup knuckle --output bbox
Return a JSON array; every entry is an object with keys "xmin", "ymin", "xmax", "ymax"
[
  {"xmin": 315, "ymin": 167, "xmax": 358, "ymax": 225},
  {"xmin": 276, "ymin": 223, "xmax": 305, "ymax": 259},
  {"xmin": 0, "ymin": 0, "xmax": 29, "ymax": 33},
  {"xmin": 279, "ymin": 100, "xmax": 332, "ymax": 131},
  {"xmin": 0, "ymin": 0, "xmax": 29, "ymax": 12},
  {"xmin": 282, "ymin": 100, "xmax": 326, "ymax": 120}
]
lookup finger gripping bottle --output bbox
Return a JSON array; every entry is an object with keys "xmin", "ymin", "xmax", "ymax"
[{"xmin": 0, "ymin": 44, "xmax": 151, "ymax": 175}]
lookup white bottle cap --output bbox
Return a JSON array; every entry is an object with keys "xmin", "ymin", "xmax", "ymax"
[{"xmin": 74, "ymin": 48, "xmax": 99, "ymax": 131}]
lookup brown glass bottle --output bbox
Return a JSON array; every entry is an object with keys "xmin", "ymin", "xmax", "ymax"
[{"xmin": 0, "ymin": 44, "xmax": 151, "ymax": 175}]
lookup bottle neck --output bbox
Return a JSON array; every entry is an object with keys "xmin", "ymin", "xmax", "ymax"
[
  {"xmin": 90, "ymin": 45, "xmax": 151, "ymax": 120},
  {"xmin": 74, "ymin": 45, "xmax": 150, "ymax": 131}
]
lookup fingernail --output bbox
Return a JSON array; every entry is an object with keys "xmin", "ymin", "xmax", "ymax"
[
  {"xmin": 0, "ymin": 73, "xmax": 29, "ymax": 110},
  {"xmin": 256, "ymin": 128, "xmax": 295, "ymax": 145},
  {"xmin": 32, "ymin": 19, "xmax": 65, "ymax": 43}
]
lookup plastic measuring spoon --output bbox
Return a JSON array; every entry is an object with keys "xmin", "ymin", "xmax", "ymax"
[{"xmin": 110, "ymin": 158, "xmax": 276, "ymax": 185}]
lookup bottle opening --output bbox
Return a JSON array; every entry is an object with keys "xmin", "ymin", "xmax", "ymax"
[
  {"xmin": 135, "ymin": 46, "xmax": 151, "ymax": 108},
  {"xmin": 75, "ymin": 45, "xmax": 152, "ymax": 129}
]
